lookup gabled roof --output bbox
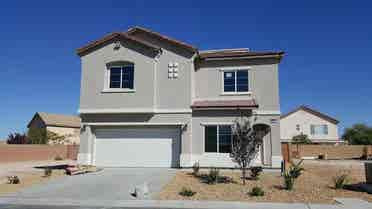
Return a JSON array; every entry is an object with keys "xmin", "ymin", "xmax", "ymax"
[
  {"xmin": 280, "ymin": 105, "xmax": 339, "ymax": 124},
  {"xmin": 76, "ymin": 32, "xmax": 161, "ymax": 56},
  {"xmin": 191, "ymin": 99, "xmax": 258, "ymax": 110},
  {"xmin": 28, "ymin": 112, "xmax": 81, "ymax": 128},
  {"xmin": 127, "ymin": 26, "xmax": 198, "ymax": 53},
  {"xmin": 198, "ymin": 49, "xmax": 284, "ymax": 60}
]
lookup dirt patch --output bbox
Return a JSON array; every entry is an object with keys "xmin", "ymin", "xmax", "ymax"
[
  {"xmin": 157, "ymin": 161, "xmax": 372, "ymax": 203},
  {"xmin": 0, "ymin": 169, "xmax": 65, "ymax": 195}
]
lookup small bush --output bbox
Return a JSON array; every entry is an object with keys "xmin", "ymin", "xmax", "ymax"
[
  {"xmin": 333, "ymin": 173, "xmax": 349, "ymax": 189},
  {"xmin": 250, "ymin": 186, "xmax": 265, "ymax": 196},
  {"xmin": 44, "ymin": 168, "xmax": 53, "ymax": 177},
  {"xmin": 7, "ymin": 176, "xmax": 20, "ymax": 184},
  {"xmin": 179, "ymin": 187, "xmax": 196, "ymax": 197},
  {"xmin": 292, "ymin": 134, "xmax": 312, "ymax": 144},
  {"xmin": 283, "ymin": 160, "xmax": 304, "ymax": 190},
  {"xmin": 6, "ymin": 132, "xmax": 29, "ymax": 144},
  {"xmin": 289, "ymin": 160, "xmax": 304, "ymax": 179},
  {"xmin": 207, "ymin": 168, "xmax": 220, "ymax": 184},
  {"xmin": 192, "ymin": 161, "xmax": 200, "ymax": 176},
  {"xmin": 250, "ymin": 166, "xmax": 263, "ymax": 180},
  {"xmin": 54, "ymin": 155, "xmax": 63, "ymax": 161},
  {"xmin": 283, "ymin": 172, "xmax": 294, "ymax": 190}
]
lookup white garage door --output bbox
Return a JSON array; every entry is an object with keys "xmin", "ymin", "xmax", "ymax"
[{"xmin": 94, "ymin": 127, "xmax": 180, "ymax": 167}]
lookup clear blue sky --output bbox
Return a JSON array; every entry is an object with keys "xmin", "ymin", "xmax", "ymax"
[{"xmin": 1, "ymin": 0, "xmax": 371, "ymax": 140}]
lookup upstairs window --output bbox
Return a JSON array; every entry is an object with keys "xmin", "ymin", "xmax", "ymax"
[
  {"xmin": 310, "ymin": 124, "xmax": 328, "ymax": 135},
  {"xmin": 223, "ymin": 70, "xmax": 249, "ymax": 93},
  {"xmin": 109, "ymin": 64, "xmax": 134, "ymax": 89},
  {"xmin": 205, "ymin": 125, "xmax": 232, "ymax": 153}
]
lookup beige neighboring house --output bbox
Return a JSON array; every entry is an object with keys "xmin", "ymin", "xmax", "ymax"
[
  {"xmin": 280, "ymin": 105, "xmax": 340, "ymax": 144},
  {"xmin": 27, "ymin": 112, "xmax": 81, "ymax": 145}
]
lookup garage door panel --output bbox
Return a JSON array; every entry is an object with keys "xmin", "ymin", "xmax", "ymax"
[{"xmin": 94, "ymin": 127, "xmax": 180, "ymax": 167}]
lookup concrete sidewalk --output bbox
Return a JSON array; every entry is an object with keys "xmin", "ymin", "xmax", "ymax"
[{"xmin": 0, "ymin": 197, "xmax": 371, "ymax": 209}]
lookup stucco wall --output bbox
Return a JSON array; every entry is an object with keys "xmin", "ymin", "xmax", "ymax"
[
  {"xmin": 280, "ymin": 110, "xmax": 339, "ymax": 142},
  {"xmin": 194, "ymin": 58, "xmax": 280, "ymax": 111},
  {"xmin": 80, "ymin": 41, "xmax": 156, "ymax": 110}
]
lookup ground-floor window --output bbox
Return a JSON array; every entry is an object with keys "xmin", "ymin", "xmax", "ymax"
[{"xmin": 204, "ymin": 125, "xmax": 232, "ymax": 153}]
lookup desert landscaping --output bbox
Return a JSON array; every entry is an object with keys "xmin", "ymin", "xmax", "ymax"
[{"xmin": 157, "ymin": 160, "xmax": 372, "ymax": 203}]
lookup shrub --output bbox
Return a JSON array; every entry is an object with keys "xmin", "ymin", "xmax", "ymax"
[
  {"xmin": 333, "ymin": 173, "xmax": 349, "ymax": 189},
  {"xmin": 44, "ymin": 168, "xmax": 53, "ymax": 177},
  {"xmin": 249, "ymin": 186, "xmax": 265, "ymax": 196},
  {"xmin": 54, "ymin": 155, "xmax": 63, "ymax": 161},
  {"xmin": 292, "ymin": 134, "xmax": 312, "ymax": 144},
  {"xmin": 283, "ymin": 160, "xmax": 304, "ymax": 190},
  {"xmin": 192, "ymin": 161, "xmax": 200, "ymax": 176},
  {"xmin": 179, "ymin": 187, "xmax": 196, "ymax": 197},
  {"xmin": 7, "ymin": 176, "xmax": 20, "ymax": 184},
  {"xmin": 250, "ymin": 166, "xmax": 263, "ymax": 180},
  {"xmin": 283, "ymin": 172, "xmax": 294, "ymax": 190},
  {"xmin": 6, "ymin": 132, "xmax": 29, "ymax": 144},
  {"xmin": 288, "ymin": 160, "xmax": 304, "ymax": 179},
  {"xmin": 207, "ymin": 168, "xmax": 220, "ymax": 184}
]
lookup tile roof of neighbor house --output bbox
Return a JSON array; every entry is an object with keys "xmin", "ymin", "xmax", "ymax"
[
  {"xmin": 28, "ymin": 112, "xmax": 81, "ymax": 128},
  {"xmin": 191, "ymin": 99, "xmax": 258, "ymax": 109},
  {"xmin": 280, "ymin": 105, "xmax": 339, "ymax": 124},
  {"xmin": 76, "ymin": 26, "xmax": 284, "ymax": 59}
]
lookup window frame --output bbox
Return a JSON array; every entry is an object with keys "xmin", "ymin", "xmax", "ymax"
[
  {"xmin": 310, "ymin": 124, "xmax": 328, "ymax": 135},
  {"xmin": 204, "ymin": 124, "xmax": 233, "ymax": 153},
  {"xmin": 220, "ymin": 67, "xmax": 251, "ymax": 95},
  {"xmin": 103, "ymin": 64, "xmax": 135, "ymax": 93}
]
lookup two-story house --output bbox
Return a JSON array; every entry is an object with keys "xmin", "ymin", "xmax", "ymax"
[{"xmin": 76, "ymin": 27, "xmax": 284, "ymax": 168}]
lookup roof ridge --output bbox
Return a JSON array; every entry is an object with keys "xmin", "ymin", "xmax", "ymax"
[
  {"xmin": 281, "ymin": 105, "xmax": 339, "ymax": 124},
  {"xmin": 127, "ymin": 26, "xmax": 198, "ymax": 52}
]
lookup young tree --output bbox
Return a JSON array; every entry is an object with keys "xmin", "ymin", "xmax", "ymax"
[
  {"xmin": 230, "ymin": 117, "xmax": 270, "ymax": 184},
  {"xmin": 27, "ymin": 127, "xmax": 47, "ymax": 144}
]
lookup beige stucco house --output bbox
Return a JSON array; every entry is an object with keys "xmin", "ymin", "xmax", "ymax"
[
  {"xmin": 76, "ymin": 26, "xmax": 285, "ymax": 168},
  {"xmin": 28, "ymin": 112, "xmax": 81, "ymax": 145},
  {"xmin": 280, "ymin": 105, "xmax": 340, "ymax": 143}
]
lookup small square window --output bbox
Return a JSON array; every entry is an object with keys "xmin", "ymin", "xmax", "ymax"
[{"xmin": 168, "ymin": 62, "xmax": 179, "ymax": 79}]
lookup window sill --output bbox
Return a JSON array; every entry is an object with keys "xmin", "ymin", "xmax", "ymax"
[
  {"xmin": 221, "ymin": 91, "xmax": 252, "ymax": 96},
  {"xmin": 101, "ymin": 89, "xmax": 136, "ymax": 93}
]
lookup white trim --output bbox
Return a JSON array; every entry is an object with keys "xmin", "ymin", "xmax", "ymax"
[
  {"xmin": 78, "ymin": 108, "xmax": 192, "ymax": 114},
  {"xmin": 200, "ymin": 122, "xmax": 234, "ymax": 126},
  {"xmin": 101, "ymin": 89, "xmax": 136, "ymax": 93},
  {"xmin": 221, "ymin": 92, "xmax": 252, "ymax": 96},
  {"xmin": 83, "ymin": 122, "xmax": 185, "ymax": 126},
  {"xmin": 153, "ymin": 59, "xmax": 158, "ymax": 109},
  {"xmin": 218, "ymin": 66, "xmax": 252, "ymax": 71},
  {"xmin": 253, "ymin": 110, "xmax": 281, "ymax": 115}
]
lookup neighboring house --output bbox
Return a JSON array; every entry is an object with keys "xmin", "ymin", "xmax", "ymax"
[
  {"xmin": 76, "ymin": 26, "xmax": 284, "ymax": 168},
  {"xmin": 280, "ymin": 105, "xmax": 340, "ymax": 144},
  {"xmin": 28, "ymin": 112, "xmax": 81, "ymax": 145}
]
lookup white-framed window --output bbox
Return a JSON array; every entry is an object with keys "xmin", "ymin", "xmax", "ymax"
[
  {"xmin": 310, "ymin": 124, "xmax": 328, "ymax": 135},
  {"xmin": 296, "ymin": 124, "xmax": 300, "ymax": 131},
  {"xmin": 168, "ymin": 62, "xmax": 179, "ymax": 79},
  {"xmin": 204, "ymin": 125, "xmax": 232, "ymax": 153},
  {"xmin": 223, "ymin": 69, "xmax": 249, "ymax": 93},
  {"xmin": 108, "ymin": 64, "xmax": 134, "ymax": 89}
]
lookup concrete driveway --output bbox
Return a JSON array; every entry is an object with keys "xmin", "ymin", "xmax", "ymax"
[{"xmin": 6, "ymin": 168, "xmax": 176, "ymax": 200}]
